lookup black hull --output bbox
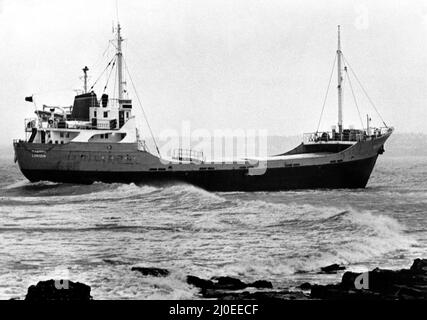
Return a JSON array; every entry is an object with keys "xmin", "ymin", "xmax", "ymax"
[{"xmin": 21, "ymin": 155, "xmax": 378, "ymax": 191}]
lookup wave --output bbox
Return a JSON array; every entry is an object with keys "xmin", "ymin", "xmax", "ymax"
[
  {"xmin": 213, "ymin": 199, "xmax": 353, "ymax": 228},
  {"xmin": 287, "ymin": 209, "xmax": 417, "ymax": 273},
  {"xmin": 0, "ymin": 182, "xmax": 160, "ymax": 206},
  {"xmin": 2, "ymin": 179, "xmax": 40, "ymax": 190},
  {"xmin": 0, "ymin": 180, "xmax": 230, "ymax": 207},
  {"xmin": 182, "ymin": 200, "xmax": 418, "ymax": 276},
  {"xmin": 157, "ymin": 183, "xmax": 227, "ymax": 203},
  {"xmin": 95, "ymin": 271, "xmax": 198, "ymax": 300},
  {"xmin": 0, "ymin": 224, "xmax": 182, "ymax": 233}
]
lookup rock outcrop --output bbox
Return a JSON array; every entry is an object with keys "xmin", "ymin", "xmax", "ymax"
[
  {"xmin": 202, "ymin": 289, "xmax": 309, "ymax": 300},
  {"xmin": 25, "ymin": 280, "xmax": 92, "ymax": 301},
  {"xmin": 24, "ymin": 259, "xmax": 425, "ymax": 300},
  {"xmin": 298, "ymin": 282, "xmax": 312, "ymax": 290},
  {"xmin": 311, "ymin": 259, "xmax": 427, "ymax": 300},
  {"xmin": 319, "ymin": 263, "xmax": 346, "ymax": 274},
  {"xmin": 186, "ymin": 275, "xmax": 280, "ymax": 299},
  {"xmin": 187, "ymin": 275, "xmax": 273, "ymax": 292}
]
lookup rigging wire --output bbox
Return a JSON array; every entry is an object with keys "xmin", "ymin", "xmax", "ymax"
[
  {"xmin": 89, "ymin": 56, "xmax": 117, "ymax": 92},
  {"xmin": 344, "ymin": 67, "xmax": 365, "ymax": 130},
  {"xmin": 316, "ymin": 53, "xmax": 337, "ymax": 133},
  {"xmin": 90, "ymin": 41, "xmax": 112, "ymax": 77},
  {"xmin": 103, "ymin": 57, "xmax": 117, "ymax": 92},
  {"xmin": 342, "ymin": 54, "xmax": 388, "ymax": 128},
  {"xmin": 123, "ymin": 57, "xmax": 161, "ymax": 157}
]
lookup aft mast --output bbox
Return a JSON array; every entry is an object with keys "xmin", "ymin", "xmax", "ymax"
[{"xmin": 337, "ymin": 25, "xmax": 343, "ymax": 134}]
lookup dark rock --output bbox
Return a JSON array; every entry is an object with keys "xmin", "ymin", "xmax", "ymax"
[
  {"xmin": 311, "ymin": 284, "xmax": 383, "ymax": 300},
  {"xmin": 187, "ymin": 275, "xmax": 276, "ymax": 299},
  {"xmin": 298, "ymin": 282, "xmax": 312, "ymax": 290},
  {"xmin": 341, "ymin": 267, "xmax": 425, "ymax": 294},
  {"xmin": 311, "ymin": 284, "xmax": 344, "ymax": 300},
  {"xmin": 25, "ymin": 280, "xmax": 92, "ymax": 301},
  {"xmin": 341, "ymin": 271, "xmax": 363, "ymax": 290},
  {"xmin": 203, "ymin": 289, "xmax": 310, "ymax": 300},
  {"xmin": 187, "ymin": 275, "xmax": 273, "ymax": 291},
  {"xmin": 186, "ymin": 275, "xmax": 214, "ymax": 290},
  {"xmin": 131, "ymin": 267, "xmax": 169, "ymax": 277},
  {"xmin": 410, "ymin": 259, "xmax": 427, "ymax": 273},
  {"xmin": 311, "ymin": 258, "xmax": 427, "ymax": 300},
  {"xmin": 395, "ymin": 285, "xmax": 427, "ymax": 299},
  {"xmin": 249, "ymin": 280, "xmax": 273, "ymax": 289},
  {"xmin": 320, "ymin": 263, "xmax": 346, "ymax": 274},
  {"xmin": 212, "ymin": 276, "xmax": 247, "ymax": 290}
]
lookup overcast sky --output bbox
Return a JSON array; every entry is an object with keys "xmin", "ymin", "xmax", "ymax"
[{"xmin": 0, "ymin": 0, "xmax": 426, "ymax": 145}]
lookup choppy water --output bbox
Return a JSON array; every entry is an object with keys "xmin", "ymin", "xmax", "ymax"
[{"xmin": 0, "ymin": 155, "xmax": 425, "ymax": 299}]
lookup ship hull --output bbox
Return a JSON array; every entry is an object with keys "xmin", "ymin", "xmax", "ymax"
[
  {"xmin": 13, "ymin": 130, "xmax": 391, "ymax": 191},
  {"xmin": 19, "ymin": 155, "xmax": 378, "ymax": 191}
]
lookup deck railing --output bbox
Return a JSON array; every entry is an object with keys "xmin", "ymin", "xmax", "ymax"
[
  {"xmin": 172, "ymin": 149, "xmax": 205, "ymax": 163},
  {"xmin": 304, "ymin": 127, "xmax": 391, "ymax": 144}
]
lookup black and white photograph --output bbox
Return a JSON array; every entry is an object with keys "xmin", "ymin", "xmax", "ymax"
[{"xmin": 0, "ymin": 0, "xmax": 426, "ymax": 315}]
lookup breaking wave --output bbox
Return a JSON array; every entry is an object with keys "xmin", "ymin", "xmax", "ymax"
[{"xmin": 0, "ymin": 182, "xmax": 160, "ymax": 205}]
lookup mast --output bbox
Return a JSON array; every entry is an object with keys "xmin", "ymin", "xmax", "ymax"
[
  {"xmin": 117, "ymin": 23, "xmax": 124, "ymax": 100},
  {"xmin": 82, "ymin": 66, "xmax": 89, "ymax": 93},
  {"xmin": 337, "ymin": 25, "xmax": 343, "ymax": 134}
]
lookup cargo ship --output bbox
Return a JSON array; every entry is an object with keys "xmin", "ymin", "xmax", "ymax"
[{"xmin": 13, "ymin": 24, "xmax": 393, "ymax": 191}]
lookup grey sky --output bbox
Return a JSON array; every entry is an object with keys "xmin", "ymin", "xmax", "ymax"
[{"xmin": 0, "ymin": 0, "xmax": 426, "ymax": 145}]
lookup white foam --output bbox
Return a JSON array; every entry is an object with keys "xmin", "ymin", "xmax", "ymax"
[
  {"xmin": 293, "ymin": 209, "xmax": 419, "ymax": 271},
  {"xmin": 2, "ymin": 180, "xmax": 34, "ymax": 190},
  {"xmin": 159, "ymin": 183, "xmax": 226, "ymax": 202},
  {"xmin": 0, "ymin": 183, "xmax": 160, "ymax": 205}
]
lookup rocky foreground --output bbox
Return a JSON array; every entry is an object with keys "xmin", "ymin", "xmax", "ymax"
[
  {"xmin": 22, "ymin": 258, "xmax": 426, "ymax": 300},
  {"xmin": 310, "ymin": 258, "xmax": 427, "ymax": 300}
]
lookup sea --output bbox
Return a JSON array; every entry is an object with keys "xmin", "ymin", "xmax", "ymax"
[{"xmin": 0, "ymin": 153, "xmax": 426, "ymax": 300}]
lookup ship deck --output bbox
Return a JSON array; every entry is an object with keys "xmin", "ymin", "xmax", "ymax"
[
  {"xmin": 162, "ymin": 152, "xmax": 336, "ymax": 165},
  {"xmin": 248, "ymin": 152, "xmax": 335, "ymax": 162}
]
